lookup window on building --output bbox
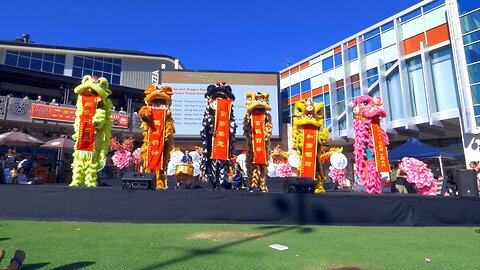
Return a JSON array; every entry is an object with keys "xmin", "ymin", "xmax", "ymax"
[
  {"xmin": 423, "ymin": 0, "xmax": 443, "ymax": 13},
  {"xmin": 458, "ymin": 0, "xmax": 480, "ymax": 15},
  {"xmin": 430, "ymin": 47, "xmax": 460, "ymax": 111},
  {"xmin": 407, "ymin": 57, "xmax": 428, "ymax": 116},
  {"xmin": 465, "ymin": 42, "xmax": 480, "ymax": 64},
  {"xmin": 366, "ymin": 67, "xmax": 378, "ymax": 87},
  {"xmin": 468, "ymin": 63, "xmax": 480, "ymax": 84},
  {"xmin": 336, "ymin": 87, "xmax": 345, "ymax": 115},
  {"xmin": 400, "ymin": 8, "xmax": 421, "ymax": 22},
  {"xmin": 386, "ymin": 60, "xmax": 397, "ymax": 70},
  {"xmin": 471, "ymin": 84, "xmax": 480, "ymax": 104},
  {"xmin": 364, "ymin": 28, "xmax": 380, "ymax": 40},
  {"xmin": 4, "ymin": 50, "xmax": 65, "ymax": 75},
  {"xmin": 381, "ymin": 21, "xmax": 394, "ymax": 32},
  {"xmin": 463, "ymin": 30, "xmax": 480, "ymax": 45},
  {"xmin": 280, "ymin": 87, "xmax": 289, "ymax": 100},
  {"xmin": 72, "ymin": 56, "xmax": 122, "ymax": 85},
  {"xmin": 290, "ymin": 83, "xmax": 300, "ymax": 97},
  {"xmin": 386, "ymin": 68, "xmax": 405, "ymax": 120},
  {"xmin": 322, "ymin": 56, "xmax": 334, "ymax": 71},
  {"xmin": 364, "ymin": 35, "xmax": 382, "ymax": 54},
  {"xmin": 348, "ymin": 45, "xmax": 358, "ymax": 61},
  {"xmin": 301, "ymin": 79, "xmax": 311, "ymax": 93},
  {"xmin": 334, "ymin": 52, "xmax": 342, "ymax": 67},
  {"xmin": 460, "ymin": 9, "xmax": 480, "ymax": 33}
]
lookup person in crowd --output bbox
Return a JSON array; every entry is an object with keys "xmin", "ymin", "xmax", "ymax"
[
  {"xmin": 181, "ymin": 150, "xmax": 193, "ymax": 164},
  {"xmin": 6, "ymin": 149, "xmax": 16, "ymax": 165},
  {"xmin": 35, "ymin": 95, "xmax": 45, "ymax": 104},
  {"xmin": 17, "ymin": 156, "xmax": 32, "ymax": 174},
  {"xmin": 395, "ymin": 162, "xmax": 408, "ymax": 194},
  {"xmin": 50, "ymin": 98, "xmax": 59, "ymax": 106},
  {"xmin": 112, "ymin": 105, "xmax": 116, "ymax": 111},
  {"xmin": 231, "ymin": 163, "xmax": 245, "ymax": 190},
  {"xmin": 13, "ymin": 167, "xmax": 31, "ymax": 185},
  {"xmin": 3, "ymin": 163, "xmax": 15, "ymax": 184},
  {"xmin": 443, "ymin": 169, "xmax": 457, "ymax": 196},
  {"xmin": 0, "ymin": 249, "xmax": 26, "ymax": 270},
  {"xmin": 0, "ymin": 154, "xmax": 5, "ymax": 170},
  {"xmin": 468, "ymin": 161, "xmax": 480, "ymax": 186},
  {"xmin": 118, "ymin": 107, "xmax": 126, "ymax": 114}
]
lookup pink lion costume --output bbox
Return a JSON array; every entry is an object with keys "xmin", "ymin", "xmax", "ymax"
[{"xmin": 353, "ymin": 96, "xmax": 390, "ymax": 194}]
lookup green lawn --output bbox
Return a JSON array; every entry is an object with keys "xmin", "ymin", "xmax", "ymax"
[{"xmin": 0, "ymin": 220, "xmax": 478, "ymax": 270}]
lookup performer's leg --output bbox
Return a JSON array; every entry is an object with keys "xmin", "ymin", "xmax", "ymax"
[
  {"xmin": 155, "ymin": 170, "xmax": 166, "ymax": 190},
  {"xmin": 250, "ymin": 165, "xmax": 259, "ymax": 190},
  {"xmin": 258, "ymin": 165, "xmax": 268, "ymax": 192},
  {"xmin": 70, "ymin": 159, "xmax": 86, "ymax": 187},
  {"xmin": 314, "ymin": 171, "xmax": 325, "ymax": 193},
  {"xmin": 84, "ymin": 162, "xmax": 98, "ymax": 187},
  {"xmin": 0, "ymin": 250, "xmax": 26, "ymax": 270}
]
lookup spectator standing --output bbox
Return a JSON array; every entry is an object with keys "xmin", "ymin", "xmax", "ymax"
[{"xmin": 395, "ymin": 163, "xmax": 409, "ymax": 194}]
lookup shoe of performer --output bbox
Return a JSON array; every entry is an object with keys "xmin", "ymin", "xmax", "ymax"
[
  {"xmin": 0, "ymin": 249, "xmax": 5, "ymax": 263},
  {"xmin": 1, "ymin": 250, "xmax": 26, "ymax": 270}
]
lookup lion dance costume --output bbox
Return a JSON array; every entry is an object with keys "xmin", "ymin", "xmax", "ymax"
[
  {"xmin": 139, "ymin": 85, "xmax": 175, "ymax": 190},
  {"xmin": 200, "ymin": 82, "xmax": 236, "ymax": 189},
  {"xmin": 243, "ymin": 91, "xmax": 273, "ymax": 191},
  {"xmin": 353, "ymin": 96, "xmax": 390, "ymax": 194},
  {"xmin": 292, "ymin": 98, "xmax": 329, "ymax": 193},
  {"xmin": 70, "ymin": 75, "xmax": 113, "ymax": 187}
]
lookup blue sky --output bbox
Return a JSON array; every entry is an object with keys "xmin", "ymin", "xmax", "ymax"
[{"xmin": 2, "ymin": 0, "xmax": 420, "ymax": 72}]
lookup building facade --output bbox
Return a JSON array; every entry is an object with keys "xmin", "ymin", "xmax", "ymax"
[{"xmin": 279, "ymin": 0, "xmax": 480, "ymax": 164}]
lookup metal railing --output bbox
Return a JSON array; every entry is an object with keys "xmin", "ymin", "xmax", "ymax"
[{"xmin": 0, "ymin": 95, "xmax": 143, "ymax": 133}]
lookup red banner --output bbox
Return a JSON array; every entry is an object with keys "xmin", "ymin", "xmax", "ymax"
[
  {"xmin": 211, "ymin": 98, "xmax": 232, "ymax": 161},
  {"xmin": 371, "ymin": 118, "xmax": 390, "ymax": 172},
  {"xmin": 145, "ymin": 108, "xmax": 166, "ymax": 170},
  {"xmin": 251, "ymin": 111, "xmax": 267, "ymax": 164},
  {"xmin": 300, "ymin": 125, "xmax": 318, "ymax": 179},
  {"xmin": 75, "ymin": 95, "xmax": 98, "ymax": 152},
  {"xmin": 30, "ymin": 103, "xmax": 129, "ymax": 128}
]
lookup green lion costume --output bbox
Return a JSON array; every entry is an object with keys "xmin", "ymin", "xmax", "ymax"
[{"xmin": 70, "ymin": 75, "xmax": 113, "ymax": 187}]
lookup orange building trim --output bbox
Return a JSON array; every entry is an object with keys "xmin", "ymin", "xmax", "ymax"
[
  {"xmin": 280, "ymin": 71, "xmax": 289, "ymax": 79},
  {"xmin": 403, "ymin": 32, "xmax": 426, "ymax": 55},
  {"xmin": 312, "ymin": 87, "xmax": 323, "ymax": 96},
  {"xmin": 334, "ymin": 46, "xmax": 341, "ymax": 53},
  {"xmin": 289, "ymin": 66, "xmax": 300, "ymax": 75},
  {"xmin": 289, "ymin": 94, "xmax": 301, "ymax": 105},
  {"xmin": 427, "ymin": 23, "xmax": 450, "ymax": 47},
  {"xmin": 347, "ymin": 39, "xmax": 357, "ymax": 47},
  {"xmin": 300, "ymin": 61, "xmax": 310, "ymax": 70}
]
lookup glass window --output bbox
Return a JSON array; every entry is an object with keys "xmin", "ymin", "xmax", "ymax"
[
  {"xmin": 325, "ymin": 105, "xmax": 331, "ymax": 119},
  {"xmin": 102, "ymin": 73, "xmax": 112, "ymax": 83},
  {"xmin": 465, "ymin": 42, "xmax": 480, "ymax": 64},
  {"xmin": 336, "ymin": 88, "xmax": 345, "ymax": 101},
  {"xmin": 325, "ymin": 119, "xmax": 332, "ymax": 127},
  {"xmin": 468, "ymin": 62, "xmax": 480, "ymax": 84},
  {"xmin": 430, "ymin": 47, "xmax": 459, "ymax": 111},
  {"xmin": 400, "ymin": 8, "xmax": 421, "ymax": 22},
  {"xmin": 387, "ymin": 68, "xmax": 405, "ymax": 120},
  {"xmin": 19, "ymin": 51, "xmax": 31, "ymax": 57},
  {"xmin": 348, "ymin": 45, "xmax": 358, "ymax": 61},
  {"xmin": 72, "ymin": 67, "xmax": 82, "ymax": 78},
  {"xmin": 324, "ymin": 92, "xmax": 330, "ymax": 105},
  {"xmin": 301, "ymin": 79, "xmax": 311, "ymax": 92},
  {"xmin": 460, "ymin": 9, "xmax": 480, "ymax": 33},
  {"xmin": 112, "ymin": 75, "xmax": 121, "ymax": 85},
  {"xmin": 42, "ymin": 61, "xmax": 53, "ymax": 72},
  {"xmin": 474, "ymin": 105, "xmax": 480, "ymax": 116},
  {"xmin": 30, "ymin": 59, "xmax": 42, "ymax": 70},
  {"xmin": 364, "ymin": 28, "xmax": 380, "ymax": 39},
  {"xmin": 370, "ymin": 86, "xmax": 380, "ymax": 97},
  {"xmin": 73, "ymin": 56, "xmax": 83, "ymax": 67},
  {"xmin": 381, "ymin": 21, "xmax": 394, "ymax": 32},
  {"xmin": 113, "ymin": 64, "xmax": 121, "ymax": 75},
  {"xmin": 104, "ymin": 63, "xmax": 113, "ymax": 72},
  {"xmin": 104, "ymin": 58, "xmax": 113, "ymax": 63},
  {"xmin": 463, "ymin": 30, "xmax": 480, "ymax": 45},
  {"xmin": 367, "ymin": 77, "xmax": 378, "ymax": 87},
  {"xmin": 53, "ymin": 64, "xmax": 64, "ymax": 75},
  {"xmin": 366, "ymin": 67, "xmax": 378, "ymax": 77},
  {"xmin": 458, "ymin": 0, "xmax": 480, "ymax": 15},
  {"xmin": 386, "ymin": 60, "xmax": 397, "ymax": 70},
  {"xmin": 334, "ymin": 52, "xmax": 342, "ymax": 67},
  {"xmin": 339, "ymin": 119, "xmax": 346, "ymax": 130},
  {"xmin": 84, "ymin": 58, "xmax": 93, "ymax": 69},
  {"xmin": 93, "ymin": 71, "xmax": 102, "ymax": 77},
  {"xmin": 351, "ymin": 84, "xmax": 361, "ymax": 97},
  {"xmin": 18, "ymin": 57, "xmax": 30, "ymax": 68},
  {"xmin": 322, "ymin": 56, "xmax": 334, "ymax": 71},
  {"xmin": 94, "ymin": 61, "xmax": 102, "ymax": 70},
  {"xmin": 313, "ymin": 94, "xmax": 323, "ymax": 103},
  {"xmin": 113, "ymin": 58, "xmax": 122, "ymax": 65},
  {"xmin": 94, "ymin": 56, "xmax": 104, "ymax": 62},
  {"xmin": 423, "ymin": 0, "xmax": 443, "ymax": 13},
  {"xmin": 5, "ymin": 54, "xmax": 18, "ymax": 66},
  {"xmin": 32, "ymin": 53, "xmax": 42, "ymax": 59},
  {"xmin": 83, "ymin": 69, "xmax": 93, "ymax": 76},
  {"xmin": 407, "ymin": 57, "xmax": 428, "ymax": 116},
  {"xmin": 55, "ymin": 54, "xmax": 65, "ymax": 63},
  {"xmin": 280, "ymin": 88, "xmax": 289, "ymax": 100},
  {"xmin": 43, "ymin": 54, "xmax": 54, "ymax": 62},
  {"xmin": 364, "ymin": 35, "xmax": 382, "ymax": 54},
  {"xmin": 471, "ymin": 84, "xmax": 480, "ymax": 104},
  {"xmin": 291, "ymin": 83, "xmax": 301, "ymax": 96},
  {"xmin": 476, "ymin": 117, "xmax": 480, "ymax": 126}
]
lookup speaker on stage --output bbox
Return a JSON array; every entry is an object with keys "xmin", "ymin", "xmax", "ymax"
[
  {"xmin": 454, "ymin": 169, "xmax": 479, "ymax": 197},
  {"xmin": 121, "ymin": 172, "xmax": 156, "ymax": 190},
  {"xmin": 283, "ymin": 177, "xmax": 315, "ymax": 193}
]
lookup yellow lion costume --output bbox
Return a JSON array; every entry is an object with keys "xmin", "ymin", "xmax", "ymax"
[
  {"xmin": 292, "ymin": 98, "xmax": 329, "ymax": 193},
  {"xmin": 139, "ymin": 84, "xmax": 175, "ymax": 190},
  {"xmin": 243, "ymin": 91, "xmax": 273, "ymax": 191}
]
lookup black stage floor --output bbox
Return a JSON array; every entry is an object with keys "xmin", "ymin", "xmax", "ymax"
[{"xmin": 1, "ymin": 183, "xmax": 480, "ymax": 226}]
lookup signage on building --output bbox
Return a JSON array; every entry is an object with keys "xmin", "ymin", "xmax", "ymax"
[{"xmin": 30, "ymin": 103, "xmax": 129, "ymax": 128}]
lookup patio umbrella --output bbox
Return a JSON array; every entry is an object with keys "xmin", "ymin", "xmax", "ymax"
[
  {"xmin": 0, "ymin": 129, "xmax": 44, "ymax": 147},
  {"xmin": 40, "ymin": 135, "xmax": 75, "ymax": 150}
]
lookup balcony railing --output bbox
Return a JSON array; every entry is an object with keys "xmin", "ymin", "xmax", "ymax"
[{"xmin": 0, "ymin": 95, "xmax": 143, "ymax": 133}]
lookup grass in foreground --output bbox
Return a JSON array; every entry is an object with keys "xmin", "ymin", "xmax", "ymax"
[{"xmin": 0, "ymin": 220, "xmax": 478, "ymax": 270}]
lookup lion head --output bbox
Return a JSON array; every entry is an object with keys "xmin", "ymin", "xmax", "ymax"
[
  {"xmin": 352, "ymin": 96, "xmax": 386, "ymax": 120},
  {"xmin": 245, "ymin": 91, "xmax": 271, "ymax": 112},
  {"xmin": 293, "ymin": 98, "xmax": 325, "ymax": 128},
  {"xmin": 144, "ymin": 84, "xmax": 173, "ymax": 109},
  {"xmin": 205, "ymin": 82, "xmax": 235, "ymax": 111},
  {"xmin": 74, "ymin": 75, "xmax": 111, "ymax": 100}
]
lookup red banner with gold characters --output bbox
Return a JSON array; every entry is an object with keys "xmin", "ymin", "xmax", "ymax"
[
  {"xmin": 251, "ymin": 111, "xmax": 267, "ymax": 164},
  {"xmin": 75, "ymin": 95, "xmax": 98, "ymax": 152},
  {"xmin": 300, "ymin": 125, "xmax": 318, "ymax": 179},
  {"xmin": 145, "ymin": 108, "xmax": 166, "ymax": 170},
  {"xmin": 211, "ymin": 98, "xmax": 232, "ymax": 160},
  {"xmin": 30, "ymin": 103, "xmax": 129, "ymax": 128},
  {"xmin": 371, "ymin": 118, "xmax": 390, "ymax": 172}
]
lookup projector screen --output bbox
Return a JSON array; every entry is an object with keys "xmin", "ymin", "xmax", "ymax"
[{"xmin": 161, "ymin": 70, "xmax": 280, "ymax": 139}]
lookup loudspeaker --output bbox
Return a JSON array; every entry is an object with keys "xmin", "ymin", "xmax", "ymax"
[
  {"xmin": 283, "ymin": 177, "xmax": 315, "ymax": 193},
  {"xmin": 121, "ymin": 172, "xmax": 155, "ymax": 190},
  {"xmin": 455, "ymin": 169, "xmax": 479, "ymax": 197}
]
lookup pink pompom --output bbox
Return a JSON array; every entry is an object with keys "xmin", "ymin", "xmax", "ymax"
[
  {"xmin": 112, "ymin": 148, "xmax": 133, "ymax": 169},
  {"xmin": 132, "ymin": 148, "xmax": 142, "ymax": 165},
  {"xmin": 277, "ymin": 163, "xmax": 293, "ymax": 177}
]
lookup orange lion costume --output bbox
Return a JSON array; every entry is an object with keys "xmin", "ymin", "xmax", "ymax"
[{"xmin": 139, "ymin": 84, "xmax": 175, "ymax": 190}]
